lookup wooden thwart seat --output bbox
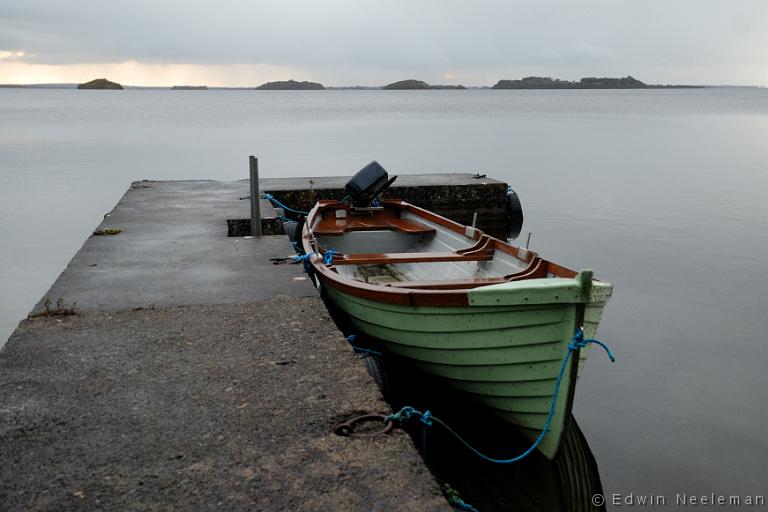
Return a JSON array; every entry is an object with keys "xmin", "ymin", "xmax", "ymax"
[
  {"xmin": 315, "ymin": 217, "xmax": 436, "ymax": 236},
  {"xmin": 326, "ymin": 233, "xmax": 496, "ymax": 266},
  {"xmin": 387, "ymin": 277, "xmax": 507, "ymax": 290},
  {"xmin": 387, "ymin": 218, "xmax": 436, "ymax": 234},
  {"xmin": 382, "ymin": 258, "xmax": 548, "ymax": 289},
  {"xmin": 331, "ymin": 250, "xmax": 494, "ymax": 266}
]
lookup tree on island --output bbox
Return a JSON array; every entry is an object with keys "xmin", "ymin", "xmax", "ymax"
[
  {"xmin": 77, "ymin": 78, "xmax": 123, "ymax": 90},
  {"xmin": 383, "ymin": 79, "xmax": 465, "ymax": 90},
  {"xmin": 255, "ymin": 79, "xmax": 325, "ymax": 90},
  {"xmin": 493, "ymin": 76, "xmax": 648, "ymax": 89},
  {"xmin": 384, "ymin": 79, "xmax": 431, "ymax": 90},
  {"xmin": 579, "ymin": 76, "xmax": 646, "ymax": 88}
]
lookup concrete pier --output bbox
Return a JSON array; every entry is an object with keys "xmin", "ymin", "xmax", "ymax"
[
  {"xmin": 229, "ymin": 173, "xmax": 513, "ymax": 239},
  {"xmin": 0, "ymin": 179, "xmax": 456, "ymax": 511}
]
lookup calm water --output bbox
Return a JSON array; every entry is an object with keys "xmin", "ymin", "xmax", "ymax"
[{"xmin": 1, "ymin": 88, "xmax": 767, "ymax": 506}]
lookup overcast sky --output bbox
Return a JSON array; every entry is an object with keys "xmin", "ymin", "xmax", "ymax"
[{"xmin": 0, "ymin": 0, "xmax": 766, "ymax": 86}]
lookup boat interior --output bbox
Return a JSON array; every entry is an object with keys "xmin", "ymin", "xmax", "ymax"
[{"xmin": 309, "ymin": 201, "xmax": 560, "ymax": 289}]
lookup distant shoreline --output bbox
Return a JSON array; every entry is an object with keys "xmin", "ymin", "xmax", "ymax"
[{"xmin": 1, "ymin": 83, "xmax": 762, "ymax": 90}]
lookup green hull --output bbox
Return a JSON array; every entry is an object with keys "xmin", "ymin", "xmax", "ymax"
[{"xmin": 322, "ymin": 272, "xmax": 612, "ymax": 459}]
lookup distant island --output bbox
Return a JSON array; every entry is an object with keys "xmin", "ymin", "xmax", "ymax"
[
  {"xmin": 77, "ymin": 78, "xmax": 123, "ymax": 90},
  {"xmin": 383, "ymin": 79, "xmax": 466, "ymax": 90},
  {"xmin": 0, "ymin": 76, "xmax": 719, "ymax": 90},
  {"xmin": 493, "ymin": 76, "xmax": 647, "ymax": 89},
  {"xmin": 492, "ymin": 76, "xmax": 704, "ymax": 89},
  {"xmin": 255, "ymin": 79, "xmax": 325, "ymax": 90}
]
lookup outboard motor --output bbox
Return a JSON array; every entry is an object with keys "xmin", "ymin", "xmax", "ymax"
[{"xmin": 345, "ymin": 161, "xmax": 397, "ymax": 207}]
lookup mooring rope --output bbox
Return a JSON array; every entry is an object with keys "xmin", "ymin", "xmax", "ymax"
[
  {"xmin": 323, "ymin": 248, "xmax": 336, "ymax": 266},
  {"xmin": 262, "ymin": 193, "xmax": 309, "ymax": 216},
  {"xmin": 292, "ymin": 252, "xmax": 315, "ymax": 262},
  {"xmin": 346, "ymin": 335, "xmax": 383, "ymax": 356},
  {"xmin": 448, "ymin": 496, "xmax": 479, "ymax": 512},
  {"xmin": 386, "ymin": 328, "xmax": 615, "ymax": 464},
  {"xmin": 292, "ymin": 252, "xmax": 315, "ymax": 272},
  {"xmin": 291, "ymin": 248, "xmax": 338, "ymax": 270}
]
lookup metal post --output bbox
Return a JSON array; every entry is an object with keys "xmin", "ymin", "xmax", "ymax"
[
  {"xmin": 471, "ymin": 212, "xmax": 478, "ymax": 228},
  {"xmin": 249, "ymin": 156, "xmax": 262, "ymax": 237}
]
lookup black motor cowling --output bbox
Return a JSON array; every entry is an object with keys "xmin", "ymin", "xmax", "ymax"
[{"xmin": 345, "ymin": 161, "xmax": 397, "ymax": 207}]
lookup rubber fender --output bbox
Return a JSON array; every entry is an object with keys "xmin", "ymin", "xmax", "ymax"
[
  {"xmin": 507, "ymin": 187, "xmax": 524, "ymax": 239},
  {"xmin": 282, "ymin": 220, "xmax": 299, "ymax": 240}
]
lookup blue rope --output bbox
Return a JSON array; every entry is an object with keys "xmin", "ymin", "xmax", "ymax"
[
  {"xmin": 262, "ymin": 193, "xmax": 309, "ymax": 216},
  {"xmin": 448, "ymin": 496, "xmax": 479, "ymax": 512},
  {"xmin": 352, "ymin": 346, "xmax": 382, "ymax": 356},
  {"xmin": 292, "ymin": 252, "xmax": 315, "ymax": 272},
  {"xmin": 386, "ymin": 328, "xmax": 614, "ymax": 464},
  {"xmin": 323, "ymin": 248, "xmax": 336, "ymax": 266},
  {"xmin": 570, "ymin": 328, "xmax": 616, "ymax": 362},
  {"xmin": 345, "ymin": 335, "xmax": 382, "ymax": 356},
  {"xmin": 292, "ymin": 252, "xmax": 315, "ymax": 262},
  {"xmin": 444, "ymin": 484, "xmax": 479, "ymax": 512}
]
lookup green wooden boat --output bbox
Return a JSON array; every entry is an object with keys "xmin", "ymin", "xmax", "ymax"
[{"xmin": 301, "ymin": 199, "xmax": 612, "ymax": 459}]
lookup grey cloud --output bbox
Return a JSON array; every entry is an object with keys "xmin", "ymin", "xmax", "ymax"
[{"xmin": 1, "ymin": 0, "xmax": 766, "ymax": 84}]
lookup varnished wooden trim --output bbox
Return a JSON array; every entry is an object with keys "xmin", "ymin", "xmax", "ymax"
[
  {"xmin": 301, "ymin": 199, "xmax": 581, "ymax": 308},
  {"xmin": 545, "ymin": 261, "xmax": 578, "ymax": 278},
  {"xmin": 315, "ymin": 215, "xmax": 436, "ymax": 236}
]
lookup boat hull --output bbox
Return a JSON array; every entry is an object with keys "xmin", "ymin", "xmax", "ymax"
[
  {"xmin": 302, "ymin": 199, "xmax": 613, "ymax": 460},
  {"xmin": 321, "ymin": 276, "xmax": 611, "ymax": 459}
]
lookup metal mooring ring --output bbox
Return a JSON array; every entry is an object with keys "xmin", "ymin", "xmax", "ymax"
[{"xmin": 334, "ymin": 414, "xmax": 394, "ymax": 437}]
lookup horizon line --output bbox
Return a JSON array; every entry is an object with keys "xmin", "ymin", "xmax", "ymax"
[{"xmin": 3, "ymin": 80, "xmax": 766, "ymax": 89}]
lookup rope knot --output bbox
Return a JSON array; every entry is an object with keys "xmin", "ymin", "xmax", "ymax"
[
  {"xmin": 569, "ymin": 327, "xmax": 616, "ymax": 362},
  {"xmin": 292, "ymin": 252, "xmax": 315, "ymax": 272},
  {"xmin": 386, "ymin": 406, "xmax": 429, "ymax": 425},
  {"xmin": 292, "ymin": 252, "xmax": 314, "ymax": 262},
  {"xmin": 568, "ymin": 328, "xmax": 587, "ymax": 350}
]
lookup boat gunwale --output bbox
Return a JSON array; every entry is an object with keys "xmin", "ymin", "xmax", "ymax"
[{"xmin": 302, "ymin": 199, "xmax": 581, "ymax": 306}]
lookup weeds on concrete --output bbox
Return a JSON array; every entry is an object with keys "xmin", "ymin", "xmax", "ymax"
[{"xmin": 29, "ymin": 298, "xmax": 78, "ymax": 318}]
